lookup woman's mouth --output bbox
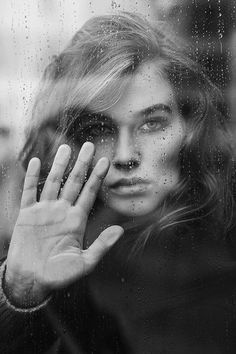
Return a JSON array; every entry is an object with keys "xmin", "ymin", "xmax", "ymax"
[{"xmin": 109, "ymin": 178, "xmax": 150, "ymax": 196}]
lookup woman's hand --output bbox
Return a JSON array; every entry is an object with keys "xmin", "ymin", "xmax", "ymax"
[{"xmin": 5, "ymin": 143, "xmax": 123, "ymax": 306}]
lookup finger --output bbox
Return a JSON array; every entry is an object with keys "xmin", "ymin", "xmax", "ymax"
[
  {"xmin": 40, "ymin": 145, "xmax": 71, "ymax": 201},
  {"xmin": 21, "ymin": 157, "xmax": 41, "ymax": 208},
  {"xmin": 60, "ymin": 142, "xmax": 95, "ymax": 204},
  {"xmin": 75, "ymin": 157, "xmax": 110, "ymax": 215},
  {"xmin": 82, "ymin": 226, "xmax": 124, "ymax": 271}
]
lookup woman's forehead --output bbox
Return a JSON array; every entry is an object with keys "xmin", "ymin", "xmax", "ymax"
[
  {"xmin": 100, "ymin": 61, "xmax": 176, "ymax": 122},
  {"xmin": 49, "ymin": 60, "xmax": 176, "ymax": 126}
]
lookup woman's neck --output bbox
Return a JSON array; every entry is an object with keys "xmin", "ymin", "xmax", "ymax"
[{"xmin": 84, "ymin": 203, "xmax": 157, "ymax": 248}]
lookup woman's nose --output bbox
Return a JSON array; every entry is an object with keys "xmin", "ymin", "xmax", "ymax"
[{"xmin": 112, "ymin": 130, "xmax": 141, "ymax": 171}]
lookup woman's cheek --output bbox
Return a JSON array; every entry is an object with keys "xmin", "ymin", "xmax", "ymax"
[{"xmin": 159, "ymin": 128, "xmax": 185, "ymax": 160}]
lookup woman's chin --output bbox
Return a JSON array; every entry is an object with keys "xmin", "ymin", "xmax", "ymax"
[{"xmin": 104, "ymin": 199, "xmax": 158, "ymax": 219}]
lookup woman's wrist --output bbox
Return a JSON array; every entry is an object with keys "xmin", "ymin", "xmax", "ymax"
[{"xmin": 3, "ymin": 263, "xmax": 50, "ymax": 308}]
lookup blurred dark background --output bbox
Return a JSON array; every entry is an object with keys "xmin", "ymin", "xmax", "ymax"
[{"xmin": 153, "ymin": 0, "xmax": 236, "ymax": 138}]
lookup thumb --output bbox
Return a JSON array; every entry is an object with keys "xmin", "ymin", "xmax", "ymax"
[{"xmin": 83, "ymin": 225, "xmax": 124, "ymax": 271}]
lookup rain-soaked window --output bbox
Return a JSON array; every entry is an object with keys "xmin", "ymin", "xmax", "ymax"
[{"xmin": 0, "ymin": 1, "xmax": 236, "ymax": 353}]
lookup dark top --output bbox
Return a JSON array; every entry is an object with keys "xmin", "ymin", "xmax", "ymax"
[{"xmin": 1, "ymin": 220, "xmax": 236, "ymax": 354}]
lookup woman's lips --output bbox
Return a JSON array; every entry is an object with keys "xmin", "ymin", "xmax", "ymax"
[{"xmin": 109, "ymin": 178, "xmax": 150, "ymax": 196}]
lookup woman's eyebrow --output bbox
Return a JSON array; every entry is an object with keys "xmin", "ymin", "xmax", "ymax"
[{"xmin": 139, "ymin": 104, "xmax": 172, "ymax": 116}]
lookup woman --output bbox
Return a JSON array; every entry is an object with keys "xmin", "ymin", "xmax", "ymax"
[{"xmin": 0, "ymin": 12, "xmax": 236, "ymax": 354}]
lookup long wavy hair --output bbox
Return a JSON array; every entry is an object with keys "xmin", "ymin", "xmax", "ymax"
[{"xmin": 20, "ymin": 11, "xmax": 235, "ymax": 247}]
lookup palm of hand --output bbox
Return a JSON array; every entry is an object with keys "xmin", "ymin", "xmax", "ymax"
[{"xmin": 6, "ymin": 143, "xmax": 123, "ymax": 304}]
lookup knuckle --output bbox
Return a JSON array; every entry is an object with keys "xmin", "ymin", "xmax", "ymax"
[
  {"xmin": 53, "ymin": 161, "xmax": 65, "ymax": 168},
  {"xmin": 23, "ymin": 185, "xmax": 35, "ymax": 193},
  {"xmin": 24, "ymin": 177, "xmax": 38, "ymax": 190},
  {"xmin": 78, "ymin": 158, "xmax": 90, "ymax": 168},
  {"xmin": 87, "ymin": 182, "xmax": 98, "ymax": 195},
  {"xmin": 69, "ymin": 171, "xmax": 85, "ymax": 184},
  {"xmin": 92, "ymin": 170, "xmax": 103, "ymax": 182},
  {"xmin": 48, "ymin": 173, "xmax": 60, "ymax": 184},
  {"xmin": 83, "ymin": 252, "xmax": 98, "ymax": 269}
]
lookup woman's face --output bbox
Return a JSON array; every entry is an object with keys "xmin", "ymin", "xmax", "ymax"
[{"xmin": 80, "ymin": 61, "xmax": 186, "ymax": 218}]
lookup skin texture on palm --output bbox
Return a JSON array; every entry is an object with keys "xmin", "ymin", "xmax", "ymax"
[{"xmin": 5, "ymin": 142, "xmax": 123, "ymax": 307}]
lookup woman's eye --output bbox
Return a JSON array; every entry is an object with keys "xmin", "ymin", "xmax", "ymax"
[{"xmin": 140, "ymin": 118, "xmax": 166, "ymax": 133}]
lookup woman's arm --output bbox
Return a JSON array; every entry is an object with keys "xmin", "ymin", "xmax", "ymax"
[{"xmin": 0, "ymin": 260, "xmax": 58, "ymax": 353}]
